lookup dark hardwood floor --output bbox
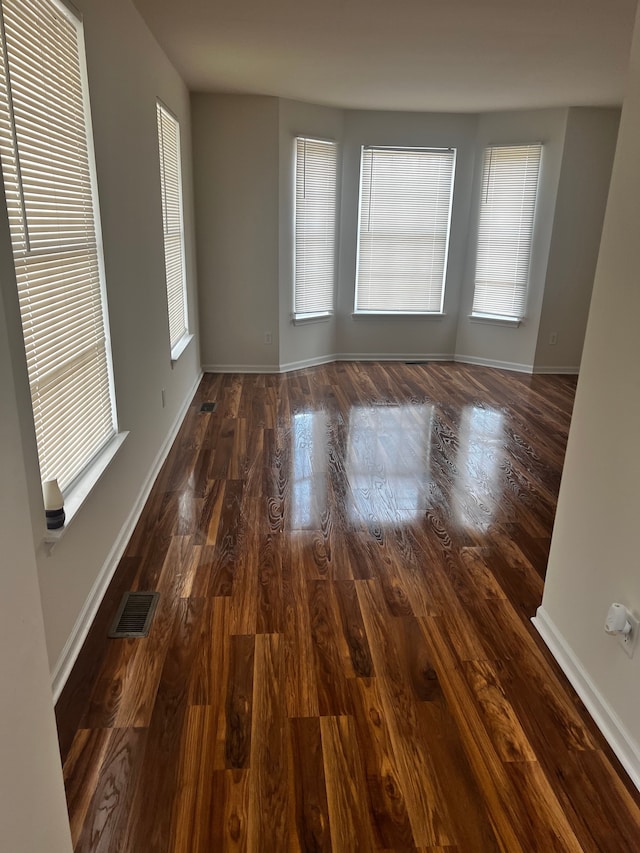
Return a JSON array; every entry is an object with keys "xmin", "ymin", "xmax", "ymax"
[{"xmin": 56, "ymin": 361, "xmax": 640, "ymax": 851}]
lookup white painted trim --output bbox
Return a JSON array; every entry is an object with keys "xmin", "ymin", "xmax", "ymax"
[
  {"xmin": 468, "ymin": 314, "xmax": 522, "ymax": 327},
  {"xmin": 351, "ymin": 312, "xmax": 447, "ymax": 317},
  {"xmin": 203, "ymin": 355, "xmax": 456, "ymax": 374},
  {"xmin": 291, "ymin": 312, "xmax": 331, "ymax": 325},
  {"xmin": 202, "ymin": 354, "xmax": 577, "ymax": 377},
  {"xmin": 279, "ymin": 353, "xmax": 337, "ymax": 372},
  {"xmin": 335, "ymin": 352, "xmax": 454, "ymax": 363},
  {"xmin": 202, "ymin": 352, "xmax": 552, "ymax": 374},
  {"xmin": 202, "ymin": 363, "xmax": 280, "ymax": 374},
  {"xmin": 51, "ymin": 370, "xmax": 203, "ymax": 702},
  {"xmin": 202, "ymin": 352, "xmax": 580, "ymax": 376},
  {"xmin": 454, "ymin": 353, "xmax": 533, "ymax": 373},
  {"xmin": 170, "ymin": 332, "xmax": 194, "ymax": 364},
  {"xmin": 44, "ymin": 431, "xmax": 130, "ymax": 550},
  {"xmin": 533, "ymin": 606, "xmax": 640, "ymax": 792},
  {"xmin": 532, "ymin": 365, "xmax": 580, "ymax": 375}
]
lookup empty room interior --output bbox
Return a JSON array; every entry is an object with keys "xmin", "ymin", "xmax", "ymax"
[{"xmin": 3, "ymin": 0, "xmax": 640, "ymax": 850}]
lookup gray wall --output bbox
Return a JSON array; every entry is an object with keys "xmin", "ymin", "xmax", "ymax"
[
  {"xmin": 0, "ymin": 0, "xmax": 202, "ymax": 677},
  {"xmin": 534, "ymin": 107, "xmax": 620, "ymax": 371},
  {"xmin": 35, "ymin": 0, "xmax": 201, "ymax": 674},
  {"xmin": 454, "ymin": 109, "xmax": 568, "ymax": 371},
  {"xmin": 193, "ymin": 94, "xmax": 280, "ymax": 370},
  {"xmin": 0, "ymin": 0, "xmax": 628, "ymax": 844},
  {"xmin": 0, "ymin": 0, "xmax": 630, "ymax": 841},
  {"xmin": 337, "ymin": 109, "xmax": 477, "ymax": 359},
  {"xmin": 278, "ymin": 99, "xmax": 344, "ymax": 370},
  {"xmin": 538, "ymin": 4, "xmax": 640, "ymax": 776},
  {"xmin": 0, "ymin": 191, "xmax": 72, "ymax": 852},
  {"xmin": 0, "ymin": 0, "xmax": 204, "ymax": 842},
  {"xmin": 195, "ymin": 98, "xmax": 617, "ymax": 373}
]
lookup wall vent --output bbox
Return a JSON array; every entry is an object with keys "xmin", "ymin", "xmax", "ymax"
[{"xmin": 108, "ymin": 591, "xmax": 159, "ymax": 638}]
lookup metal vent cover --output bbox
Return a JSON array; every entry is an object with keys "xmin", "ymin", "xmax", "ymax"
[
  {"xmin": 108, "ymin": 591, "xmax": 159, "ymax": 638},
  {"xmin": 200, "ymin": 401, "xmax": 218, "ymax": 413}
]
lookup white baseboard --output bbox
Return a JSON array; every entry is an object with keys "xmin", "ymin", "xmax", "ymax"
[
  {"xmin": 278, "ymin": 353, "xmax": 337, "ymax": 372},
  {"xmin": 202, "ymin": 354, "xmax": 578, "ymax": 376},
  {"xmin": 201, "ymin": 363, "xmax": 280, "ymax": 373},
  {"xmin": 336, "ymin": 352, "xmax": 453, "ymax": 363},
  {"xmin": 532, "ymin": 365, "xmax": 580, "ymax": 375},
  {"xmin": 203, "ymin": 355, "xmax": 578, "ymax": 377},
  {"xmin": 454, "ymin": 353, "xmax": 533, "ymax": 373},
  {"xmin": 51, "ymin": 370, "xmax": 204, "ymax": 703},
  {"xmin": 532, "ymin": 606, "xmax": 640, "ymax": 791},
  {"xmin": 203, "ymin": 354, "xmax": 455, "ymax": 375}
]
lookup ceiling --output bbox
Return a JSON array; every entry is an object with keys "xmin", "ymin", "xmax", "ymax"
[{"xmin": 132, "ymin": 0, "xmax": 638, "ymax": 112}]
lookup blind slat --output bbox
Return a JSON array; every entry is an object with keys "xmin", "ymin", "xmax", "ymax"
[
  {"xmin": 294, "ymin": 136, "xmax": 338, "ymax": 316},
  {"xmin": 156, "ymin": 102, "xmax": 188, "ymax": 349},
  {"xmin": 0, "ymin": 0, "xmax": 116, "ymax": 491},
  {"xmin": 355, "ymin": 147, "xmax": 456, "ymax": 313},
  {"xmin": 472, "ymin": 144, "xmax": 542, "ymax": 319}
]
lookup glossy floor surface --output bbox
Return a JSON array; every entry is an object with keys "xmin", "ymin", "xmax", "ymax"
[{"xmin": 56, "ymin": 362, "xmax": 640, "ymax": 851}]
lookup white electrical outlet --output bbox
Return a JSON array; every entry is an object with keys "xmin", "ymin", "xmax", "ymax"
[
  {"xmin": 161, "ymin": 388, "xmax": 166, "ymax": 408},
  {"xmin": 264, "ymin": 331, "xmax": 273, "ymax": 345},
  {"xmin": 549, "ymin": 332, "xmax": 558, "ymax": 345},
  {"xmin": 619, "ymin": 611, "xmax": 640, "ymax": 658}
]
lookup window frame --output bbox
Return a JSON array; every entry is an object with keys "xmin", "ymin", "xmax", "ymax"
[
  {"xmin": 156, "ymin": 100, "xmax": 191, "ymax": 360},
  {"xmin": 471, "ymin": 143, "xmax": 543, "ymax": 323},
  {"xmin": 354, "ymin": 145, "xmax": 457, "ymax": 316},
  {"xmin": 293, "ymin": 135, "xmax": 339, "ymax": 323},
  {"xmin": 0, "ymin": 0, "xmax": 120, "ymax": 503}
]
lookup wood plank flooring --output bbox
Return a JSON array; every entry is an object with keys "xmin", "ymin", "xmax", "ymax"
[{"xmin": 56, "ymin": 361, "xmax": 640, "ymax": 851}]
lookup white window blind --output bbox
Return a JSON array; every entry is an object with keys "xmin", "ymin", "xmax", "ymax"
[
  {"xmin": 0, "ymin": 0, "xmax": 116, "ymax": 492},
  {"xmin": 472, "ymin": 144, "xmax": 542, "ymax": 319},
  {"xmin": 294, "ymin": 137, "xmax": 338, "ymax": 317},
  {"xmin": 156, "ymin": 102, "xmax": 188, "ymax": 352},
  {"xmin": 355, "ymin": 146, "xmax": 456, "ymax": 314}
]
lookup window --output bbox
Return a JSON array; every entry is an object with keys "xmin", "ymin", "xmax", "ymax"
[
  {"xmin": 294, "ymin": 136, "xmax": 338, "ymax": 318},
  {"xmin": 355, "ymin": 146, "xmax": 456, "ymax": 314},
  {"xmin": 472, "ymin": 144, "xmax": 542, "ymax": 320},
  {"xmin": 0, "ymin": 0, "xmax": 117, "ymax": 493},
  {"xmin": 156, "ymin": 101, "xmax": 189, "ymax": 355}
]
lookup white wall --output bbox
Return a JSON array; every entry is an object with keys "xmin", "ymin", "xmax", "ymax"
[
  {"xmin": 193, "ymin": 94, "xmax": 280, "ymax": 371},
  {"xmin": 278, "ymin": 99, "xmax": 344, "ymax": 370},
  {"xmin": 534, "ymin": 107, "xmax": 620, "ymax": 372},
  {"xmin": 0, "ymin": 0, "xmax": 202, "ymax": 679},
  {"xmin": 0, "ymin": 193, "xmax": 72, "ymax": 850},
  {"xmin": 454, "ymin": 109, "xmax": 568, "ymax": 371},
  {"xmin": 537, "ymin": 6, "xmax": 640, "ymax": 785}
]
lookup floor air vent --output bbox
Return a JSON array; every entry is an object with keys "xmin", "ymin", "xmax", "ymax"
[
  {"xmin": 200, "ymin": 401, "xmax": 218, "ymax": 413},
  {"xmin": 108, "ymin": 591, "xmax": 159, "ymax": 638}
]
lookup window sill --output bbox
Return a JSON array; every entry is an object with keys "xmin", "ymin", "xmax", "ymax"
[
  {"xmin": 171, "ymin": 332, "xmax": 194, "ymax": 364},
  {"xmin": 352, "ymin": 311, "xmax": 446, "ymax": 318},
  {"xmin": 292, "ymin": 312, "xmax": 332, "ymax": 325},
  {"xmin": 469, "ymin": 313, "xmax": 522, "ymax": 327},
  {"xmin": 43, "ymin": 431, "xmax": 129, "ymax": 552}
]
